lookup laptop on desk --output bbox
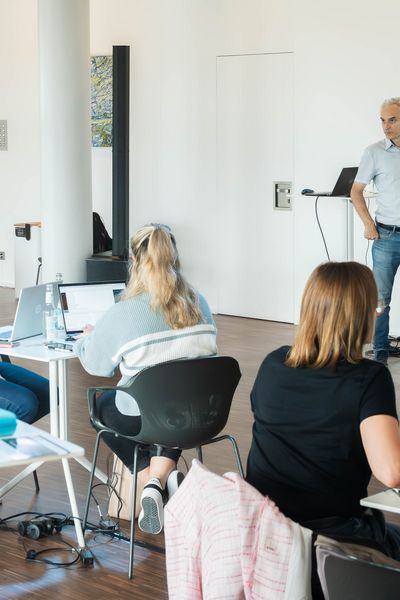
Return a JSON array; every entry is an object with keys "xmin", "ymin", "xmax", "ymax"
[
  {"xmin": 57, "ymin": 281, "xmax": 126, "ymax": 348},
  {"xmin": 303, "ymin": 167, "xmax": 358, "ymax": 197},
  {"xmin": 0, "ymin": 283, "xmax": 48, "ymax": 343}
]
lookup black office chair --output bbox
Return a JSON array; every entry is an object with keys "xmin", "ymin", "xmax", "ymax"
[
  {"xmin": 316, "ymin": 535, "xmax": 400, "ymax": 600},
  {"xmin": 82, "ymin": 355, "xmax": 243, "ymax": 578}
]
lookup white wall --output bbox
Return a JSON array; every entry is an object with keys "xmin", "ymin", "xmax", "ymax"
[
  {"xmin": 0, "ymin": 0, "xmax": 41, "ymax": 286},
  {"xmin": 292, "ymin": 0, "xmax": 400, "ymax": 321},
  {"xmin": 2, "ymin": 0, "xmax": 400, "ymax": 323}
]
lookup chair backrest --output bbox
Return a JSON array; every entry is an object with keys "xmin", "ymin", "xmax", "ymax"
[
  {"xmin": 120, "ymin": 356, "xmax": 241, "ymax": 448},
  {"xmin": 316, "ymin": 542, "xmax": 400, "ymax": 600}
]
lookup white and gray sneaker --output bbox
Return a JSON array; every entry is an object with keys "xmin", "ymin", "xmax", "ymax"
[
  {"xmin": 166, "ymin": 470, "xmax": 185, "ymax": 499},
  {"xmin": 138, "ymin": 478, "xmax": 167, "ymax": 534}
]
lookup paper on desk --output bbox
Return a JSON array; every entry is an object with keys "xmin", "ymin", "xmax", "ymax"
[{"xmin": 0, "ymin": 435, "xmax": 67, "ymax": 463}]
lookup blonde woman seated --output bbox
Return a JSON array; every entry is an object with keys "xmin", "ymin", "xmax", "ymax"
[
  {"xmin": 75, "ymin": 224, "xmax": 217, "ymax": 534},
  {"xmin": 247, "ymin": 262, "xmax": 400, "ymax": 559}
]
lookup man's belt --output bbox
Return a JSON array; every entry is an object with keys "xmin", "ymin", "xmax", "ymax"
[{"xmin": 376, "ymin": 221, "xmax": 400, "ymax": 232}]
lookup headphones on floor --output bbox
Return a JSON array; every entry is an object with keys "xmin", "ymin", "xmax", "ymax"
[{"xmin": 17, "ymin": 517, "xmax": 63, "ymax": 540}]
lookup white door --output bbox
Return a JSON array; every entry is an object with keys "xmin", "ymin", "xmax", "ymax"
[{"xmin": 217, "ymin": 53, "xmax": 294, "ymax": 322}]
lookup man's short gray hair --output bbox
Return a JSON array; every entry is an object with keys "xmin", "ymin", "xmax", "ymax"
[{"xmin": 382, "ymin": 97, "xmax": 400, "ymax": 109}]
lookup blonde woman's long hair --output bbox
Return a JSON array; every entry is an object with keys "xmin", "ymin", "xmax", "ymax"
[
  {"xmin": 124, "ymin": 223, "xmax": 203, "ymax": 329},
  {"xmin": 286, "ymin": 261, "xmax": 377, "ymax": 368}
]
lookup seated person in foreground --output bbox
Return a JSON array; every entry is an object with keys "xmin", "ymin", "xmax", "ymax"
[
  {"xmin": 0, "ymin": 362, "xmax": 50, "ymax": 423},
  {"xmin": 75, "ymin": 223, "xmax": 217, "ymax": 534},
  {"xmin": 246, "ymin": 261, "xmax": 400, "ymax": 558}
]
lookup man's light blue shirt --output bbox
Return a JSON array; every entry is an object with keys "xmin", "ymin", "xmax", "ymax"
[{"xmin": 355, "ymin": 138, "xmax": 400, "ymax": 225}]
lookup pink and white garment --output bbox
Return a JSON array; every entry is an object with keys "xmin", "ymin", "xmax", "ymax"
[{"xmin": 164, "ymin": 459, "xmax": 312, "ymax": 600}]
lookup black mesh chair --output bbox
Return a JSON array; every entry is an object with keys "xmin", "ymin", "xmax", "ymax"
[
  {"xmin": 316, "ymin": 536, "xmax": 400, "ymax": 600},
  {"xmin": 82, "ymin": 355, "xmax": 243, "ymax": 578}
]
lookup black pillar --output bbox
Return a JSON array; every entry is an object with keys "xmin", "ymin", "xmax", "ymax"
[{"xmin": 112, "ymin": 45, "xmax": 130, "ymax": 259}]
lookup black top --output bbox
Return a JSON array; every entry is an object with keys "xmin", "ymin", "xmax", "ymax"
[{"xmin": 246, "ymin": 346, "xmax": 398, "ymax": 523}]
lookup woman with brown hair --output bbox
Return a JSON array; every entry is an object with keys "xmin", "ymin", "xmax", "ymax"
[
  {"xmin": 246, "ymin": 261, "xmax": 400, "ymax": 557},
  {"xmin": 75, "ymin": 224, "xmax": 217, "ymax": 534}
]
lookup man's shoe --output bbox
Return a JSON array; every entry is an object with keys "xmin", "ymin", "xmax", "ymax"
[
  {"xmin": 166, "ymin": 470, "xmax": 185, "ymax": 499},
  {"xmin": 374, "ymin": 350, "xmax": 388, "ymax": 366},
  {"xmin": 388, "ymin": 344, "xmax": 400, "ymax": 357},
  {"xmin": 138, "ymin": 478, "xmax": 167, "ymax": 534}
]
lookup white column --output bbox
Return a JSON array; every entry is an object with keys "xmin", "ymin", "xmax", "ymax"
[{"xmin": 38, "ymin": 0, "xmax": 92, "ymax": 283}]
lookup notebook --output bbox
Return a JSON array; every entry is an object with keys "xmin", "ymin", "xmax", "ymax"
[
  {"xmin": 303, "ymin": 167, "xmax": 358, "ymax": 197},
  {"xmin": 0, "ymin": 283, "xmax": 50, "ymax": 343},
  {"xmin": 57, "ymin": 281, "xmax": 126, "ymax": 347}
]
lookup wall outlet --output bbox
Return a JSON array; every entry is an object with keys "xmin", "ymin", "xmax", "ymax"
[{"xmin": 0, "ymin": 252, "xmax": 5, "ymax": 260}]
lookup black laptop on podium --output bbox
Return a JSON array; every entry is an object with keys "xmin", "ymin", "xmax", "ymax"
[{"xmin": 303, "ymin": 167, "xmax": 358, "ymax": 197}]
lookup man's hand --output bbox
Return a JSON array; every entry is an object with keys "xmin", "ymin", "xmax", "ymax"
[
  {"xmin": 351, "ymin": 181, "xmax": 379, "ymax": 240},
  {"xmin": 364, "ymin": 223, "xmax": 379, "ymax": 240}
]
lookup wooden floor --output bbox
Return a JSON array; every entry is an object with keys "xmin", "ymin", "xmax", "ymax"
[{"xmin": 0, "ymin": 286, "xmax": 399, "ymax": 599}]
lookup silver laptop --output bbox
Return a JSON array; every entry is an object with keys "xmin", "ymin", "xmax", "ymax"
[
  {"xmin": 57, "ymin": 281, "xmax": 126, "ymax": 346},
  {"xmin": 303, "ymin": 167, "xmax": 358, "ymax": 197},
  {"xmin": 0, "ymin": 283, "xmax": 49, "ymax": 342}
]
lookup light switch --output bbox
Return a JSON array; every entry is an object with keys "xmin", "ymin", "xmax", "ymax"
[{"xmin": 274, "ymin": 181, "xmax": 292, "ymax": 210}]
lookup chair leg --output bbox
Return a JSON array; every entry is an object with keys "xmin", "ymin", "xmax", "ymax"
[
  {"xmin": 199, "ymin": 434, "xmax": 245, "ymax": 478},
  {"xmin": 128, "ymin": 444, "xmax": 139, "ymax": 579},
  {"xmin": 82, "ymin": 430, "xmax": 103, "ymax": 534},
  {"xmin": 196, "ymin": 446, "xmax": 203, "ymax": 462},
  {"xmin": 32, "ymin": 470, "xmax": 40, "ymax": 492},
  {"xmin": 225, "ymin": 435, "xmax": 245, "ymax": 478}
]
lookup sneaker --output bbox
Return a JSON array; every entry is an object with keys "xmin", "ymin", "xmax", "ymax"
[
  {"xmin": 138, "ymin": 478, "xmax": 167, "ymax": 534},
  {"xmin": 166, "ymin": 470, "xmax": 185, "ymax": 499},
  {"xmin": 374, "ymin": 350, "xmax": 388, "ymax": 366}
]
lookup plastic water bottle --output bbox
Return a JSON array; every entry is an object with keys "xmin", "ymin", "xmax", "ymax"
[
  {"xmin": 55, "ymin": 273, "xmax": 65, "ymax": 336},
  {"xmin": 43, "ymin": 283, "xmax": 57, "ymax": 344}
]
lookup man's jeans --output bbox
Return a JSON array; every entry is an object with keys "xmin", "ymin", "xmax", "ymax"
[{"xmin": 372, "ymin": 224, "xmax": 400, "ymax": 353}]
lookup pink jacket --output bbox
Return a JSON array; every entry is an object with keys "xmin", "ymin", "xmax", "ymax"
[{"xmin": 164, "ymin": 460, "xmax": 312, "ymax": 599}]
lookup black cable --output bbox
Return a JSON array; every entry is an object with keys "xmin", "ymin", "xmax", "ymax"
[
  {"xmin": 314, "ymin": 196, "xmax": 331, "ymax": 261},
  {"xmin": 35, "ymin": 257, "xmax": 42, "ymax": 286},
  {"xmin": 0, "ymin": 511, "xmax": 68, "ymax": 526},
  {"xmin": 0, "ymin": 509, "xmax": 121, "ymax": 567},
  {"xmin": 106, "ymin": 453, "xmax": 124, "ymax": 521},
  {"xmin": 97, "ymin": 529, "xmax": 165, "ymax": 554},
  {"xmin": 25, "ymin": 538, "xmax": 82, "ymax": 568}
]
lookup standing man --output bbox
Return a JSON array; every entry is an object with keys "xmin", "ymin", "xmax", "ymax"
[{"xmin": 351, "ymin": 98, "xmax": 400, "ymax": 365}]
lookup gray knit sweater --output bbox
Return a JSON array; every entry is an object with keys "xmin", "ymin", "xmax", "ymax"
[{"xmin": 74, "ymin": 292, "xmax": 217, "ymax": 415}]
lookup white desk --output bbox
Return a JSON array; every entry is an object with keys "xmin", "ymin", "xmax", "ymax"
[
  {"xmin": 0, "ymin": 336, "xmax": 107, "ymax": 480},
  {"xmin": 0, "ymin": 336, "xmax": 87, "ymax": 547},
  {"xmin": 361, "ymin": 490, "xmax": 400, "ymax": 515},
  {"xmin": 0, "ymin": 420, "xmax": 84, "ymax": 467}
]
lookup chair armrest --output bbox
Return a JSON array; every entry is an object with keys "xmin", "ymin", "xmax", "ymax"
[
  {"xmin": 87, "ymin": 380, "xmax": 144, "ymax": 440},
  {"xmin": 87, "ymin": 381, "xmax": 139, "ymax": 429},
  {"xmin": 87, "ymin": 385, "xmax": 119, "ymax": 429}
]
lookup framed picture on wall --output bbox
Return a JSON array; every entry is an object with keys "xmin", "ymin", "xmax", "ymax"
[{"xmin": 91, "ymin": 55, "xmax": 112, "ymax": 147}]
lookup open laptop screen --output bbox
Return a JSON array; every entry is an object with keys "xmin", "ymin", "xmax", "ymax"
[{"xmin": 59, "ymin": 281, "xmax": 126, "ymax": 335}]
